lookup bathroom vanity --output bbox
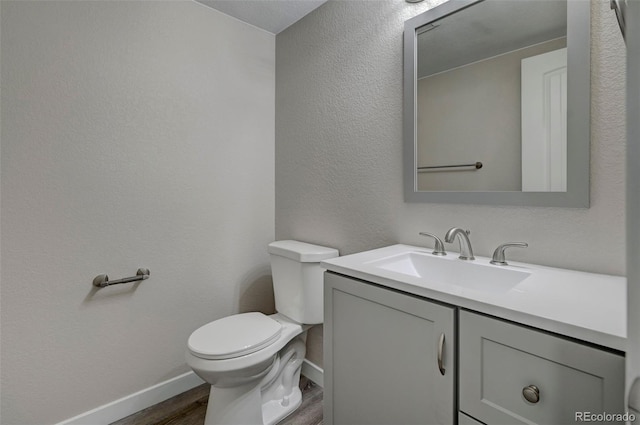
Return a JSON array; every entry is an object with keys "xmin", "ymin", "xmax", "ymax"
[{"xmin": 321, "ymin": 245, "xmax": 626, "ymax": 425}]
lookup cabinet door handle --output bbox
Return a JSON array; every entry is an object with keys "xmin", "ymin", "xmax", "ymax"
[{"xmin": 437, "ymin": 333, "xmax": 446, "ymax": 375}]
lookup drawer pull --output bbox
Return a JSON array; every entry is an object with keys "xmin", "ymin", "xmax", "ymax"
[
  {"xmin": 437, "ymin": 333, "xmax": 445, "ymax": 375},
  {"xmin": 522, "ymin": 385, "xmax": 540, "ymax": 403}
]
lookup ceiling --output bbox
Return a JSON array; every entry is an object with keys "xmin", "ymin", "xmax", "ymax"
[
  {"xmin": 417, "ymin": 0, "xmax": 567, "ymax": 78},
  {"xmin": 195, "ymin": 0, "xmax": 329, "ymax": 34}
]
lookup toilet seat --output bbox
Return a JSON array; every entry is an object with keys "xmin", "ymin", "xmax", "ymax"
[{"xmin": 188, "ymin": 312, "xmax": 282, "ymax": 360}]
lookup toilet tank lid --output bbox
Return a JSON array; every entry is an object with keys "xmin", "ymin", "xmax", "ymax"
[{"xmin": 268, "ymin": 240, "xmax": 339, "ymax": 262}]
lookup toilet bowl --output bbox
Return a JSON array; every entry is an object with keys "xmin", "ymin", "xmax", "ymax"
[{"xmin": 185, "ymin": 240, "xmax": 338, "ymax": 425}]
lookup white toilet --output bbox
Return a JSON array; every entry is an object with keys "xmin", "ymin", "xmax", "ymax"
[{"xmin": 185, "ymin": 240, "xmax": 338, "ymax": 425}]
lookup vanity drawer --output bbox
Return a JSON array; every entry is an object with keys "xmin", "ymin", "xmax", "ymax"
[{"xmin": 459, "ymin": 310, "xmax": 624, "ymax": 425}]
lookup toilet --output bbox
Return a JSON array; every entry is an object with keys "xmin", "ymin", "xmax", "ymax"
[{"xmin": 185, "ymin": 240, "xmax": 338, "ymax": 425}]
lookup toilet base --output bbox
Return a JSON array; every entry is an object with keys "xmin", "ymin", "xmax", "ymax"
[
  {"xmin": 202, "ymin": 333, "xmax": 307, "ymax": 425},
  {"xmin": 262, "ymin": 387, "xmax": 302, "ymax": 425},
  {"xmin": 203, "ymin": 379, "xmax": 303, "ymax": 425},
  {"xmin": 205, "ymin": 381, "xmax": 264, "ymax": 425}
]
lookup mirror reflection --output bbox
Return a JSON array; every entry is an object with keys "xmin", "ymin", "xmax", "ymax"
[{"xmin": 415, "ymin": 0, "xmax": 568, "ymax": 192}]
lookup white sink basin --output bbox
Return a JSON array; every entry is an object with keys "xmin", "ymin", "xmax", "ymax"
[{"xmin": 368, "ymin": 252, "xmax": 531, "ymax": 293}]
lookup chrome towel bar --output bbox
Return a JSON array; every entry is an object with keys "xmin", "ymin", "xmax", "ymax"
[
  {"xmin": 417, "ymin": 161, "xmax": 483, "ymax": 172},
  {"xmin": 93, "ymin": 268, "xmax": 150, "ymax": 288}
]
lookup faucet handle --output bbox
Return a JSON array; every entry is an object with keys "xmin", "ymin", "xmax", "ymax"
[
  {"xmin": 419, "ymin": 232, "xmax": 447, "ymax": 256},
  {"xmin": 490, "ymin": 242, "xmax": 528, "ymax": 266}
]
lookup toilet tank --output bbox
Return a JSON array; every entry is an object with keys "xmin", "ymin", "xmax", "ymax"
[{"xmin": 268, "ymin": 240, "xmax": 339, "ymax": 324}]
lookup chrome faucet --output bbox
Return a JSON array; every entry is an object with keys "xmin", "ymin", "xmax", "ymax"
[{"xmin": 444, "ymin": 227, "xmax": 475, "ymax": 260}]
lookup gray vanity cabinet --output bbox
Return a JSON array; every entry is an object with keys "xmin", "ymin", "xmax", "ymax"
[
  {"xmin": 324, "ymin": 272, "xmax": 624, "ymax": 425},
  {"xmin": 459, "ymin": 310, "xmax": 625, "ymax": 425},
  {"xmin": 323, "ymin": 272, "xmax": 456, "ymax": 425}
]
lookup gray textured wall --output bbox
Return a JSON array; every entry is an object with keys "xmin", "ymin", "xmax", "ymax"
[
  {"xmin": 1, "ymin": 2, "xmax": 275, "ymax": 422},
  {"xmin": 276, "ymin": 0, "xmax": 626, "ymax": 366}
]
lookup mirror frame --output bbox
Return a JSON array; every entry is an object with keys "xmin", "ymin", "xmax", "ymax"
[{"xmin": 403, "ymin": 0, "xmax": 590, "ymax": 207}]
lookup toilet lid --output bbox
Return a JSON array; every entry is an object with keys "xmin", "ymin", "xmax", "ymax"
[{"xmin": 188, "ymin": 312, "xmax": 282, "ymax": 360}]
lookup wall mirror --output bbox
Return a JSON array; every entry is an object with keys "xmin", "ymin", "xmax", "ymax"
[{"xmin": 403, "ymin": 0, "xmax": 590, "ymax": 207}]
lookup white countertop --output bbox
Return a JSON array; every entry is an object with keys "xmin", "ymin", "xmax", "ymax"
[{"xmin": 321, "ymin": 244, "xmax": 627, "ymax": 352}]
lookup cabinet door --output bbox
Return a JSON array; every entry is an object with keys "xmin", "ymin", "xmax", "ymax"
[
  {"xmin": 460, "ymin": 310, "xmax": 625, "ymax": 425},
  {"xmin": 324, "ymin": 272, "xmax": 456, "ymax": 425}
]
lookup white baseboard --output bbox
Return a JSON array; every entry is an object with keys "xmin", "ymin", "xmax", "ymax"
[
  {"xmin": 57, "ymin": 361, "xmax": 320, "ymax": 424},
  {"xmin": 56, "ymin": 371, "xmax": 205, "ymax": 425},
  {"xmin": 301, "ymin": 359, "xmax": 324, "ymax": 388}
]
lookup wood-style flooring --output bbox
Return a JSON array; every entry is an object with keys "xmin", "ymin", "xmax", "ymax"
[{"xmin": 111, "ymin": 377, "xmax": 323, "ymax": 425}]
